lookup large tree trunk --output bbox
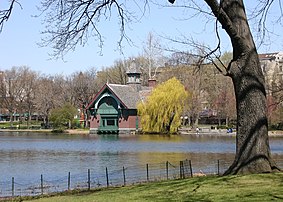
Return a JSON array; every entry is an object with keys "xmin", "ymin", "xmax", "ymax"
[
  {"xmin": 225, "ymin": 50, "xmax": 279, "ymax": 174},
  {"xmin": 206, "ymin": 0, "xmax": 280, "ymax": 174}
]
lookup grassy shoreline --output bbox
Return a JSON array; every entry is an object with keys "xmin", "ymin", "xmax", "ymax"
[{"xmin": 3, "ymin": 173, "xmax": 283, "ymax": 202}]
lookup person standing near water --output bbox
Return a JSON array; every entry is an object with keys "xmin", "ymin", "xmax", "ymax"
[{"xmin": 196, "ymin": 127, "xmax": 199, "ymax": 135}]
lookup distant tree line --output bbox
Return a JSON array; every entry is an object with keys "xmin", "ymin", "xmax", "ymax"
[
  {"xmin": 0, "ymin": 66, "xmax": 97, "ymax": 128},
  {"xmin": 1, "ymin": 48, "xmax": 282, "ymax": 130},
  {"xmin": 0, "ymin": 51, "xmax": 237, "ymax": 129}
]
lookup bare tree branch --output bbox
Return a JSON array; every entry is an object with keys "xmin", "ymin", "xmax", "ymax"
[
  {"xmin": 249, "ymin": 0, "xmax": 283, "ymax": 48},
  {"xmin": 38, "ymin": 0, "xmax": 137, "ymax": 58},
  {"xmin": 0, "ymin": 0, "xmax": 21, "ymax": 33}
]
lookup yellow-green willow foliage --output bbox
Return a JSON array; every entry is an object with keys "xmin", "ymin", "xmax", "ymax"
[{"xmin": 137, "ymin": 77, "xmax": 189, "ymax": 133}]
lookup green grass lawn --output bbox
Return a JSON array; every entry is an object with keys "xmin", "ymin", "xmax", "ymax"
[{"xmin": 12, "ymin": 172, "xmax": 283, "ymax": 202}]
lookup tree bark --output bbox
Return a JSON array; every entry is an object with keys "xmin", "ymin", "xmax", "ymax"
[
  {"xmin": 225, "ymin": 50, "xmax": 279, "ymax": 174},
  {"xmin": 205, "ymin": 0, "xmax": 280, "ymax": 174}
]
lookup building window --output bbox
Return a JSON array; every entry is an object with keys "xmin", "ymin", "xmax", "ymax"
[{"xmin": 107, "ymin": 119, "xmax": 115, "ymax": 126}]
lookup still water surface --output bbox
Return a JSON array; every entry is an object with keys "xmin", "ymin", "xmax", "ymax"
[{"xmin": 0, "ymin": 132, "xmax": 282, "ymax": 184}]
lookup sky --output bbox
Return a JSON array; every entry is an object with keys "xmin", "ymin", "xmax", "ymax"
[{"xmin": 0, "ymin": 1, "xmax": 282, "ymax": 76}]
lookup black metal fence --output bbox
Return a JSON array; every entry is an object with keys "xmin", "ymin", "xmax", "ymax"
[{"xmin": 0, "ymin": 158, "xmax": 282, "ymax": 198}]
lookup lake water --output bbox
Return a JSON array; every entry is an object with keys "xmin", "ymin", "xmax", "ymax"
[{"xmin": 0, "ymin": 131, "xmax": 282, "ymax": 195}]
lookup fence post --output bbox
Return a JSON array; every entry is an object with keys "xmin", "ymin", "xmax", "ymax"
[
  {"xmin": 179, "ymin": 161, "xmax": 183, "ymax": 179},
  {"xmin": 182, "ymin": 161, "xmax": 185, "ymax": 178},
  {"xmin": 146, "ymin": 164, "xmax": 149, "ymax": 182},
  {"xmin": 68, "ymin": 172, "xmax": 71, "ymax": 190},
  {"xmin": 183, "ymin": 161, "xmax": 185, "ymax": 178},
  {"xmin": 217, "ymin": 160, "xmax": 220, "ymax": 176},
  {"xmin": 12, "ymin": 177, "xmax": 14, "ymax": 197},
  {"xmin": 166, "ymin": 161, "xmax": 169, "ymax": 180},
  {"xmin": 41, "ymin": 174, "xmax": 43, "ymax": 195},
  {"xmin": 189, "ymin": 160, "xmax": 193, "ymax": 177},
  {"xmin": 123, "ymin": 166, "xmax": 126, "ymax": 186},
  {"xmin": 106, "ymin": 167, "xmax": 109, "ymax": 187},
  {"xmin": 88, "ymin": 169, "xmax": 91, "ymax": 190}
]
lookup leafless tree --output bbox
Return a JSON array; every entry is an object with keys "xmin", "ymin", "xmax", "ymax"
[
  {"xmin": 17, "ymin": 67, "xmax": 38, "ymax": 128},
  {"xmin": 0, "ymin": 66, "xmax": 35, "ymax": 126},
  {"xmin": 160, "ymin": 0, "xmax": 281, "ymax": 174},
  {"xmin": 266, "ymin": 71, "xmax": 283, "ymax": 126},
  {"xmin": 67, "ymin": 68, "xmax": 98, "ymax": 127},
  {"xmin": 203, "ymin": 0, "xmax": 280, "ymax": 174},
  {"xmin": 95, "ymin": 58, "xmax": 130, "ymax": 87},
  {"xmin": 143, "ymin": 32, "xmax": 165, "ymax": 79},
  {"xmin": 34, "ymin": 74, "xmax": 67, "ymax": 127},
  {"xmin": 0, "ymin": 71, "xmax": 16, "ymax": 125}
]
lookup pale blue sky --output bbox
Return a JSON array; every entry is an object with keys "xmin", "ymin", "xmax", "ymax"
[{"xmin": 0, "ymin": 1, "xmax": 282, "ymax": 75}]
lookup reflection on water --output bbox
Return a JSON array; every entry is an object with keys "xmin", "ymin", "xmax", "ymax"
[{"xmin": 0, "ymin": 132, "xmax": 282, "ymax": 183}]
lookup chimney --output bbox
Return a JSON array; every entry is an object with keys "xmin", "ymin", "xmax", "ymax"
[{"xmin": 148, "ymin": 78, "xmax": 157, "ymax": 88}]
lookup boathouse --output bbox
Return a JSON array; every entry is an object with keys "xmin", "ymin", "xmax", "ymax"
[{"xmin": 86, "ymin": 63, "xmax": 153, "ymax": 134}]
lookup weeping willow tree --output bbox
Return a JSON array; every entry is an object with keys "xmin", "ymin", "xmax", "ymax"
[{"xmin": 138, "ymin": 77, "xmax": 189, "ymax": 133}]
